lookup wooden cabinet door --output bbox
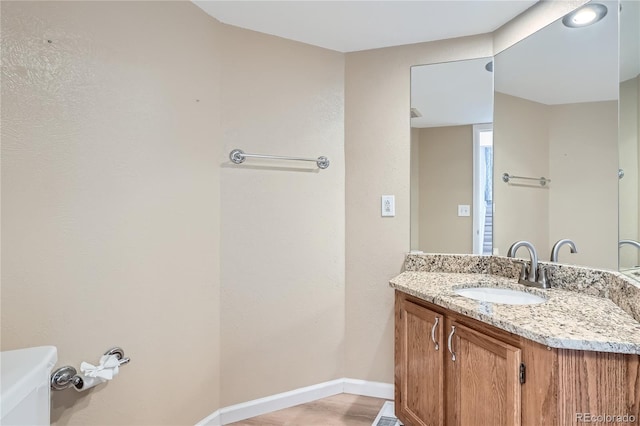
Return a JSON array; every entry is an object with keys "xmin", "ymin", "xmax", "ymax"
[
  {"xmin": 446, "ymin": 321, "xmax": 522, "ymax": 426},
  {"xmin": 396, "ymin": 296, "xmax": 445, "ymax": 426}
]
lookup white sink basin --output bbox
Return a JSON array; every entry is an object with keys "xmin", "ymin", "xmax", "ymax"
[{"xmin": 454, "ymin": 287, "xmax": 546, "ymax": 305}]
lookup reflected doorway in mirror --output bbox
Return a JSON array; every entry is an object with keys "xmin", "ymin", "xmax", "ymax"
[{"xmin": 473, "ymin": 124, "xmax": 493, "ymax": 255}]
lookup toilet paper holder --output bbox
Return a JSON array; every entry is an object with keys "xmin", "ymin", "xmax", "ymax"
[{"xmin": 51, "ymin": 347, "xmax": 130, "ymax": 391}]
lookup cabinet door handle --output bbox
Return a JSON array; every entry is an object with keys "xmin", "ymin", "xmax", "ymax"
[
  {"xmin": 431, "ymin": 317, "xmax": 440, "ymax": 351},
  {"xmin": 447, "ymin": 325, "xmax": 456, "ymax": 362}
]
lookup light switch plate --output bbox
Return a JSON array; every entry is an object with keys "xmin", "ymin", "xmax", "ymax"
[
  {"xmin": 382, "ymin": 195, "xmax": 395, "ymax": 217},
  {"xmin": 458, "ymin": 204, "xmax": 470, "ymax": 217}
]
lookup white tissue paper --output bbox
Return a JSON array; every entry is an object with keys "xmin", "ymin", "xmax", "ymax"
[
  {"xmin": 75, "ymin": 354, "xmax": 121, "ymax": 391},
  {"xmin": 81, "ymin": 354, "xmax": 120, "ymax": 379}
]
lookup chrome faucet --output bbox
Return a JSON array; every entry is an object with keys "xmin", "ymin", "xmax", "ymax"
[
  {"xmin": 507, "ymin": 241, "xmax": 538, "ymax": 282},
  {"xmin": 507, "ymin": 241, "xmax": 549, "ymax": 289},
  {"xmin": 619, "ymin": 239, "xmax": 640, "ymax": 250},
  {"xmin": 550, "ymin": 239, "xmax": 578, "ymax": 262}
]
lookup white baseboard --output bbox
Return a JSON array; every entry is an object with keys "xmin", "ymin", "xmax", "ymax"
[
  {"xmin": 343, "ymin": 378, "xmax": 394, "ymax": 400},
  {"xmin": 218, "ymin": 379, "xmax": 344, "ymax": 425},
  {"xmin": 197, "ymin": 409, "xmax": 221, "ymax": 426},
  {"xmin": 195, "ymin": 378, "xmax": 393, "ymax": 426}
]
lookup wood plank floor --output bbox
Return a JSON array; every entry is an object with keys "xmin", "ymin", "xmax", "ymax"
[{"xmin": 227, "ymin": 394, "xmax": 388, "ymax": 426}]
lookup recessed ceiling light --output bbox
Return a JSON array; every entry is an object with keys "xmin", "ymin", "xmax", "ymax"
[{"xmin": 562, "ymin": 3, "xmax": 607, "ymax": 28}]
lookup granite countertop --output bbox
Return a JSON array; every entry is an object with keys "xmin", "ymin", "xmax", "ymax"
[{"xmin": 391, "ymin": 255, "xmax": 640, "ymax": 355}]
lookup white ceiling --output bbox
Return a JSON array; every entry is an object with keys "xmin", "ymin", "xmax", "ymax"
[
  {"xmin": 495, "ymin": 0, "xmax": 619, "ymax": 105},
  {"xmin": 192, "ymin": 1, "xmax": 636, "ymax": 128},
  {"xmin": 621, "ymin": 0, "xmax": 640, "ymax": 82},
  {"xmin": 411, "ymin": 0, "xmax": 630, "ymax": 128},
  {"xmin": 411, "ymin": 58, "xmax": 493, "ymax": 128},
  {"xmin": 193, "ymin": 1, "xmax": 538, "ymax": 53}
]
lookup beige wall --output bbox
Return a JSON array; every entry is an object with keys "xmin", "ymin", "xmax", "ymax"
[
  {"xmin": 1, "ymin": 0, "xmax": 345, "ymax": 423},
  {"xmin": 416, "ymin": 126, "xmax": 473, "ymax": 253},
  {"xmin": 1, "ymin": 1, "xmax": 222, "ymax": 425},
  {"xmin": 493, "ymin": 93, "xmax": 550, "ymax": 256},
  {"xmin": 494, "ymin": 93, "xmax": 618, "ymax": 269},
  {"xmin": 219, "ymin": 25, "xmax": 345, "ymax": 406},
  {"xmin": 548, "ymin": 101, "xmax": 618, "ymax": 269},
  {"xmin": 344, "ymin": 34, "xmax": 493, "ymax": 383},
  {"xmin": 620, "ymin": 76, "xmax": 640, "ymax": 268},
  {"xmin": 343, "ymin": 0, "xmax": 581, "ymax": 384}
]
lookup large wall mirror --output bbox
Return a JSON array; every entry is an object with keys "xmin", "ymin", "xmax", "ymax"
[
  {"xmin": 494, "ymin": 0, "xmax": 619, "ymax": 270},
  {"xmin": 619, "ymin": 0, "xmax": 640, "ymax": 279},
  {"xmin": 410, "ymin": 58, "xmax": 494, "ymax": 255},
  {"xmin": 411, "ymin": 0, "xmax": 627, "ymax": 273}
]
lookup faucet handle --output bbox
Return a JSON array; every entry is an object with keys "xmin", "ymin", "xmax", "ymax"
[
  {"xmin": 515, "ymin": 261, "xmax": 528, "ymax": 282},
  {"xmin": 537, "ymin": 265, "xmax": 549, "ymax": 289}
]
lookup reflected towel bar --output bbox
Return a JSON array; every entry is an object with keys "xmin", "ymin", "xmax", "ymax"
[
  {"xmin": 502, "ymin": 173, "xmax": 550, "ymax": 187},
  {"xmin": 229, "ymin": 149, "xmax": 330, "ymax": 169}
]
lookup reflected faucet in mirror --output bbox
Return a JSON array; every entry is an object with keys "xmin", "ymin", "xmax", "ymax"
[
  {"xmin": 619, "ymin": 239, "xmax": 640, "ymax": 250},
  {"xmin": 550, "ymin": 239, "xmax": 578, "ymax": 262},
  {"xmin": 619, "ymin": 240, "xmax": 640, "ymax": 274}
]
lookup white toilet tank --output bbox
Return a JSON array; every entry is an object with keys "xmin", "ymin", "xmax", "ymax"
[{"xmin": 1, "ymin": 346, "xmax": 57, "ymax": 426}]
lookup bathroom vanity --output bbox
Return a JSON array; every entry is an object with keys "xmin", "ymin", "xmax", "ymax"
[{"xmin": 392, "ymin": 254, "xmax": 640, "ymax": 426}]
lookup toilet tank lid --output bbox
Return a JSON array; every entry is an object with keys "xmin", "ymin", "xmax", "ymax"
[{"xmin": 1, "ymin": 346, "xmax": 57, "ymax": 419}]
